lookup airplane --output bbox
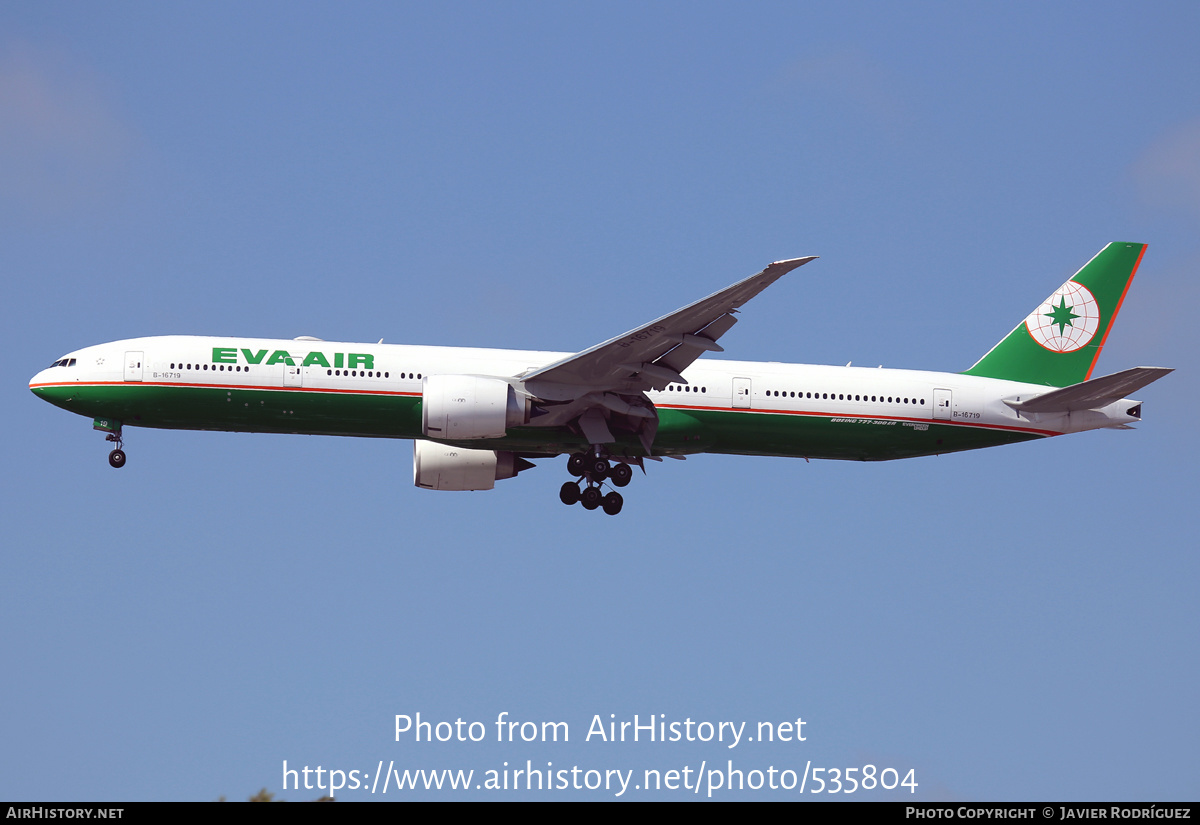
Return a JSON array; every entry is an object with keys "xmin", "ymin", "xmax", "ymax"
[{"xmin": 29, "ymin": 242, "xmax": 1170, "ymax": 516}]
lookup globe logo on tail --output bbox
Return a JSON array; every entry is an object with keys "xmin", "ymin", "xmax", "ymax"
[{"xmin": 1024, "ymin": 280, "xmax": 1100, "ymax": 353}]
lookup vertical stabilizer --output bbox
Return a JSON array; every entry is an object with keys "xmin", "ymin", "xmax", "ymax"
[{"xmin": 963, "ymin": 243, "xmax": 1146, "ymax": 387}]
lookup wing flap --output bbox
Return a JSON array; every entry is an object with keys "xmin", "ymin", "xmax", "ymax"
[{"xmin": 658, "ymin": 329, "xmax": 727, "ymax": 373}]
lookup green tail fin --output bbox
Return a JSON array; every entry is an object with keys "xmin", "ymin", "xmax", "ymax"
[{"xmin": 963, "ymin": 242, "xmax": 1146, "ymax": 387}]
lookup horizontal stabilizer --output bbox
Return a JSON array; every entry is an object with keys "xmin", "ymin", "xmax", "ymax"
[{"xmin": 1005, "ymin": 366, "xmax": 1173, "ymax": 413}]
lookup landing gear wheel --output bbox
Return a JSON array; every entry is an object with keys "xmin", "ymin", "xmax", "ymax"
[
  {"xmin": 602, "ymin": 491, "xmax": 623, "ymax": 515},
  {"xmin": 108, "ymin": 449, "xmax": 126, "ymax": 469},
  {"xmin": 610, "ymin": 462, "xmax": 633, "ymax": 488},
  {"xmin": 580, "ymin": 486, "xmax": 602, "ymax": 510},
  {"xmin": 589, "ymin": 457, "xmax": 610, "ymax": 480},
  {"xmin": 566, "ymin": 453, "xmax": 588, "ymax": 477},
  {"xmin": 559, "ymin": 481, "xmax": 581, "ymax": 505}
]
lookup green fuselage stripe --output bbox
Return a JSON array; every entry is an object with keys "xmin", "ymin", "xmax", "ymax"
[{"xmin": 31, "ymin": 381, "xmax": 1046, "ymax": 461}]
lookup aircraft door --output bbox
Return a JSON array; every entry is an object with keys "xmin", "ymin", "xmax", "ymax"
[
  {"xmin": 733, "ymin": 377, "xmax": 752, "ymax": 409},
  {"xmin": 283, "ymin": 364, "xmax": 303, "ymax": 388},
  {"xmin": 123, "ymin": 351, "xmax": 144, "ymax": 382},
  {"xmin": 933, "ymin": 388, "xmax": 952, "ymax": 420}
]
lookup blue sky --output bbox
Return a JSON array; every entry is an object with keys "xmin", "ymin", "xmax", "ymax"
[{"xmin": 2, "ymin": 2, "xmax": 1197, "ymax": 801}]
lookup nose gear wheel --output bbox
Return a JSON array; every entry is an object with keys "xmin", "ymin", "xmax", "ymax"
[{"xmin": 104, "ymin": 430, "xmax": 126, "ymax": 469}]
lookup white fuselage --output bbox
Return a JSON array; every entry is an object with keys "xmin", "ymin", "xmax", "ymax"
[{"xmin": 30, "ymin": 335, "xmax": 1142, "ymax": 451}]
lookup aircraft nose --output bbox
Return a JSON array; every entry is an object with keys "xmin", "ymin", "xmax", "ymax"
[
  {"xmin": 30, "ymin": 368, "xmax": 53, "ymax": 398},
  {"xmin": 30, "ymin": 364, "xmax": 82, "ymax": 411}
]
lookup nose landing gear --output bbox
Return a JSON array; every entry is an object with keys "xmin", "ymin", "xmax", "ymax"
[
  {"xmin": 560, "ymin": 451, "xmax": 630, "ymax": 515},
  {"xmin": 99, "ymin": 422, "xmax": 126, "ymax": 468}
]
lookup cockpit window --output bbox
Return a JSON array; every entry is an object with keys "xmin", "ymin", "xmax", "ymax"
[{"xmin": 49, "ymin": 358, "xmax": 78, "ymax": 368}]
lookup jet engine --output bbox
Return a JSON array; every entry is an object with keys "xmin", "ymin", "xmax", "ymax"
[
  {"xmin": 421, "ymin": 375, "xmax": 529, "ymax": 440},
  {"xmin": 413, "ymin": 441, "xmax": 535, "ymax": 491}
]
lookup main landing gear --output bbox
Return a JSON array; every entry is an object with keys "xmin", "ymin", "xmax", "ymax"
[{"xmin": 559, "ymin": 451, "xmax": 632, "ymax": 515}]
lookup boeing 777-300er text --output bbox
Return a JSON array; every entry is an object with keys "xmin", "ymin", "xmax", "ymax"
[{"xmin": 30, "ymin": 242, "xmax": 1170, "ymax": 515}]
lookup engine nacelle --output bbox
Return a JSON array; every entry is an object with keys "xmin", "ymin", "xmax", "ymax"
[
  {"xmin": 413, "ymin": 441, "xmax": 532, "ymax": 491},
  {"xmin": 422, "ymin": 374, "xmax": 529, "ymax": 440}
]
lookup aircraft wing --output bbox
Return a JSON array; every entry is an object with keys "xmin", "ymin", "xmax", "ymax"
[{"xmin": 522, "ymin": 256, "xmax": 816, "ymax": 399}]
